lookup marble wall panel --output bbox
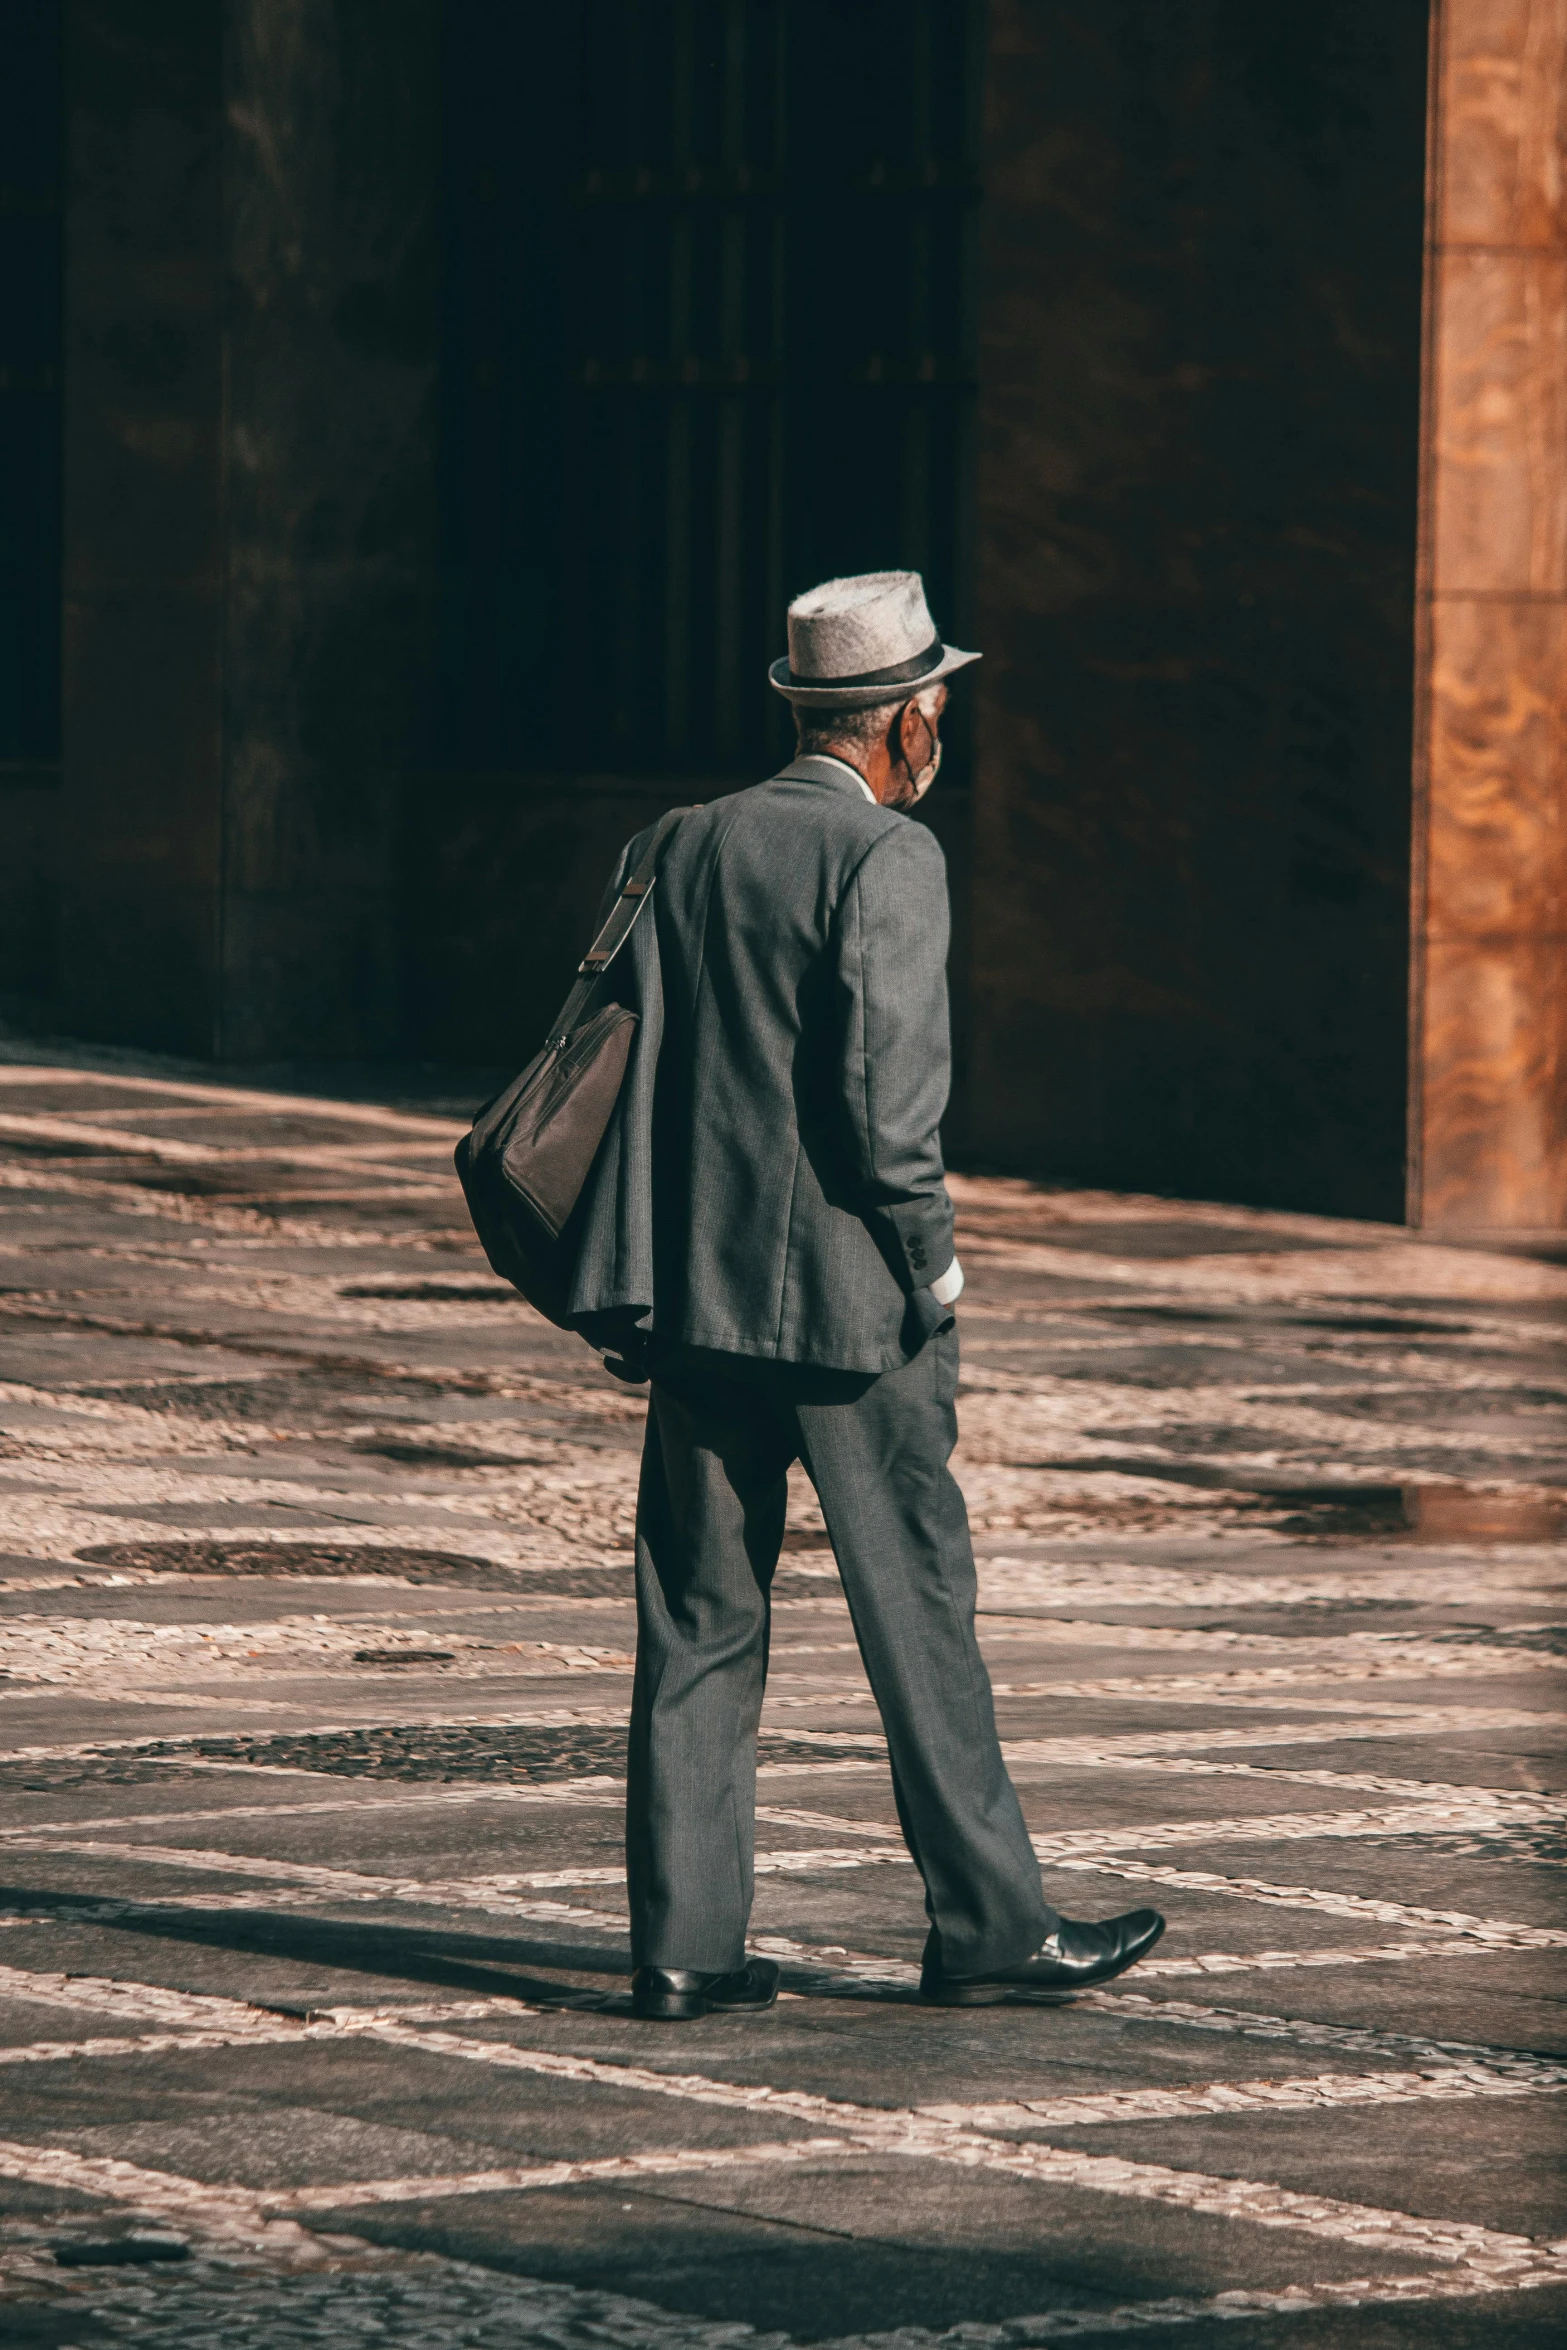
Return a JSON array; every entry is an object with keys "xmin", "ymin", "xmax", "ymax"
[
  {"xmin": 1430, "ymin": 249, "xmax": 1567, "ymax": 592},
  {"xmin": 1414, "ymin": 0, "xmax": 1567, "ymax": 1233},
  {"xmin": 1420, "ymin": 933, "xmax": 1567, "ymax": 1224},
  {"xmin": 1427, "ymin": 595, "xmax": 1567, "ymax": 936},
  {"xmin": 1437, "ymin": 0, "xmax": 1567, "ymax": 247}
]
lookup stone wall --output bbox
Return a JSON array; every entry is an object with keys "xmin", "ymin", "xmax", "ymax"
[
  {"xmin": 1410, "ymin": 0, "xmax": 1567, "ymax": 1233},
  {"xmin": 58, "ymin": 0, "xmax": 438, "ymax": 1059},
  {"xmin": 968, "ymin": 2, "xmax": 1431, "ymax": 1218},
  {"xmin": 0, "ymin": 766, "xmax": 60, "ymax": 1005},
  {"xmin": 40, "ymin": 4, "xmax": 1559, "ymax": 1237},
  {"xmin": 60, "ymin": 0, "xmax": 226, "ymax": 1053}
]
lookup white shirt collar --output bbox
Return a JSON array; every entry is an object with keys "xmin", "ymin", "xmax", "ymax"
[{"xmin": 810, "ymin": 753, "xmax": 877, "ymax": 805}]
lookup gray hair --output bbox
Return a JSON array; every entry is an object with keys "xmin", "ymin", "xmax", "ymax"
[{"xmin": 793, "ymin": 685, "xmax": 942, "ymax": 761}]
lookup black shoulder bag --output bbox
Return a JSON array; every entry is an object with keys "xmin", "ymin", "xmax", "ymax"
[{"xmin": 454, "ymin": 806, "xmax": 691, "ymax": 1326}]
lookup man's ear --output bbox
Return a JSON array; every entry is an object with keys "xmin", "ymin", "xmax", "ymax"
[{"xmin": 898, "ymin": 698, "xmax": 933, "ymax": 775}]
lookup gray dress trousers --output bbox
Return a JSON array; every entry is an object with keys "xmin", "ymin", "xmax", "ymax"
[{"xmin": 626, "ymin": 1328, "xmax": 1058, "ymax": 1977}]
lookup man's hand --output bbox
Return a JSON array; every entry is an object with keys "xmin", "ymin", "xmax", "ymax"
[
  {"xmin": 600, "ymin": 1338, "xmax": 651, "ymax": 1385},
  {"xmin": 577, "ymin": 1307, "xmax": 651, "ymax": 1385}
]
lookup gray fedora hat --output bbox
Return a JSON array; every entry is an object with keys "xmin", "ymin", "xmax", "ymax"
[{"xmin": 768, "ymin": 570, "xmax": 981, "ymax": 710}]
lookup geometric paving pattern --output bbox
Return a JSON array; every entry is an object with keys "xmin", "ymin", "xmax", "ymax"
[{"xmin": 1, "ymin": 1045, "xmax": 1563, "ymax": 2346}]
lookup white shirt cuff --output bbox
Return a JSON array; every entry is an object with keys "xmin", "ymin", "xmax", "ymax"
[{"xmin": 929, "ymin": 1254, "xmax": 964, "ymax": 1306}]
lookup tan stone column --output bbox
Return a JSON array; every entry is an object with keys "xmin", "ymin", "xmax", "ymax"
[{"xmin": 1410, "ymin": 0, "xmax": 1567, "ymax": 1231}]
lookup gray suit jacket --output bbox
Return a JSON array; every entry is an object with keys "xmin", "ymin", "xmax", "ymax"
[{"xmin": 565, "ymin": 757, "xmax": 958, "ymax": 1372}]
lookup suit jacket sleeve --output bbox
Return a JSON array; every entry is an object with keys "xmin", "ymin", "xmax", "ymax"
[{"xmin": 833, "ymin": 819, "xmax": 957, "ymax": 1293}]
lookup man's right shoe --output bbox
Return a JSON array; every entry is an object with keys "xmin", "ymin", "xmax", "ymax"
[
  {"xmin": 630, "ymin": 1958, "xmax": 781, "ymax": 2022},
  {"xmin": 920, "ymin": 1909, "xmax": 1165, "ymax": 2005}
]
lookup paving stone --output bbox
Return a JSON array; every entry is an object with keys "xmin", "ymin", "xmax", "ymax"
[{"xmin": 1, "ymin": 1053, "xmax": 1564, "ymax": 2343}]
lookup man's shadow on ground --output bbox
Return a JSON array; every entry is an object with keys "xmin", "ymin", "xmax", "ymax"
[{"xmin": 1, "ymin": 1884, "xmax": 917, "ymax": 2012}]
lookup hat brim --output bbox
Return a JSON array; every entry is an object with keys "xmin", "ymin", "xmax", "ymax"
[{"xmin": 767, "ymin": 643, "xmax": 981, "ymax": 709}]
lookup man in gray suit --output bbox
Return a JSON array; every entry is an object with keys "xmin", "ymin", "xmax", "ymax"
[{"xmin": 568, "ymin": 572, "xmax": 1163, "ymax": 2020}]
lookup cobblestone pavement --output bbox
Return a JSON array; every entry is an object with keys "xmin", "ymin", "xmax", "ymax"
[{"xmin": 0, "ymin": 1042, "xmax": 1563, "ymax": 2348}]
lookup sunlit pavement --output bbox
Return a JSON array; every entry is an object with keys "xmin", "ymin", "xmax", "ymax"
[{"xmin": 0, "ymin": 1039, "xmax": 1563, "ymax": 2349}]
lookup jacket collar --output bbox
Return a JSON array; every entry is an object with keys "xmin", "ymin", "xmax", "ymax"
[{"xmin": 772, "ymin": 754, "xmax": 877, "ymax": 803}]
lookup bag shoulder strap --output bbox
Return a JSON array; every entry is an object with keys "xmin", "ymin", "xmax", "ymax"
[{"xmin": 546, "ymin": 804, "xmax": 695, "ymax": 1047}]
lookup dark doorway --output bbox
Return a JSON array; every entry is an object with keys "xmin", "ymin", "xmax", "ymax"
[
  {"xmin": 435, "ymin": 0, "xmax": 981, "ymax": 778},
  {"xmin": 406, "ymin": 0, "xmax": 984, "ymax": 1063}
]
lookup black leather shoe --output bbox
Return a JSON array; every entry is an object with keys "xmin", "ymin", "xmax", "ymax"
[
  {"xmin": 920, "ymin": 1909, "xmax": 1165, "ymax": 2005},
  {"xmin": 630, "ymin": 1958, "xmax": 781, "ymax": 2022}
]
